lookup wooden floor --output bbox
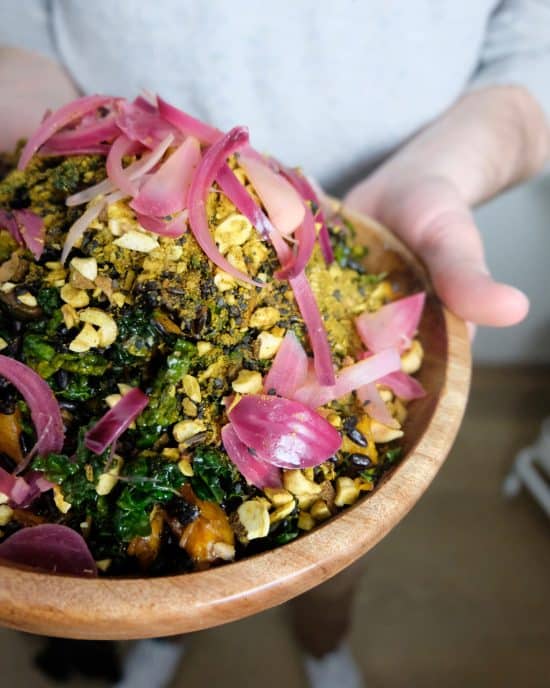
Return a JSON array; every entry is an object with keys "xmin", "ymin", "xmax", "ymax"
[{"xmin": 2, "ymin": 366, "xmax": 550, "ymax": 688}]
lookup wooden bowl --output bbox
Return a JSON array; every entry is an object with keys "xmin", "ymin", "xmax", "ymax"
[{"xmin": 0, "ymin": 206, "xmax": 471, "ymax": 639}]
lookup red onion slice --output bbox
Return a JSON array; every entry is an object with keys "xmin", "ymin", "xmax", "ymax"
[
  {"xmin": 294, "ymin": 348, "xmax": 401, "ymax": 408},
  {"xmin": 130, "ymin": 136, "xmax": 201, "ymax": 216},
  {"xmin": 61, "ymin": 189, "xmax": 125, "ymax": 264},
  {"xmin": 274, "ymin": 201, "xmax": 316, "ymax": 280},
  {"xmin": 116, "ymin": 99, "xmax": 177, "ymax": 149},
  {"xmin": 44, "ymin": 113, "xmax": 120, "ymax": 151},
  {"xmin": 106, "ymin": 135, "xmax": 143, "ymax": 198},
  {"xmin": 263, "ymin": 331, "xmax": 308, "ymax": 398},
  {"xmin": 287, "ymin": 271, "xmax": 335, "ymax": 386},
  {"xmin": 378, "ymin": 370, "xmax": 426, "ymax": 401},
  {"xmin": 65, "ymin": 134, "xmax": 174, "ymax": 207},
  {"xmin": 0, "ymin": 209, "xmax": 23, "ymax": 244},
  {"xmin": 0, "ymin": 524, "xmax": 97, "ymax": 576},
  {"xmin": 157, "ymin": 96, "xmax": 221, "ymax": 145},
  {"xmin": 221, "ymin": 424, "xmax": 282, "ymax": 489},
  {"xmin": 355, "ymin": 292, "xmax": 426, "ymax": 354},
  {"xmin": 279, "ymin": 165, "xmax": 334, "ymax": 264},
  {"xmin": 135, "ymin": 209, "xmax": 189, "ymax": 237},
  {"xmin": 24, "ymin": 470, "xmax": 54, "ymax": 496},
  {"xmin": 0, "ymin": 355, "xmax": 64, "ymax": 457},
  {"xmin": 13, "ymin": 209, "xmax": 45, "ymax": 259},
  {"xmin": 239, "ymin": 154, "xmax": 305, "ymax": 236},
  {"xmin": 228, "ymin": 394, "xmax": 341, "ymax": 469},
  {"xmin": 4, "ymin": 469, "xmax": 53, "ymax": 506},
  {"xmin": 134, "ymin": 94, "xmax": 157, "ymax": 113},
  {"xmin": 40, "ymin": 143, "xmax": 111, "ymax": 157},
  {"xmin": 84, "ymin": 388, "xmax": 149, "ymax": 454},
  {"xmin": 187, "ymin": 126, "xmax": 261, "ymax": 286},
  {"xmin": 0, "ymin": 209, "xmax": 45, "ymax": 259},
  {"xmin": 216, "ymin": 163, "xmax": 275, "ymax": 238},
  {"xmin": 356, "ymin": 382, "xmax": 399, "ymax": 428},
  {"xmin": 0, "ymin": 467, "xmax": 32, "ymax": 507},
  {"xmin": 18, "ymin": 94, "xmax": 114, "ymax": 170}
]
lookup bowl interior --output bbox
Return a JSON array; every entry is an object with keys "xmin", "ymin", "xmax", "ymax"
[{"xmin": 0, "ymin": 207, "xmax": 471, "ymax": 639}]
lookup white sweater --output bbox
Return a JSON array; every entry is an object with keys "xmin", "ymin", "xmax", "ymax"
[{"xmin": 1, "ymin": 0, "xmax": 549, "ymax": 190}]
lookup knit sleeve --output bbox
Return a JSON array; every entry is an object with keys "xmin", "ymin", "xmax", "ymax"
[
  {"xmin": 470, "ymin": 0, "xmax": 550, "ymax": 119},
  {"xmin": 0, "ymin": 1, "xmax": 57, "ymax": 60}
]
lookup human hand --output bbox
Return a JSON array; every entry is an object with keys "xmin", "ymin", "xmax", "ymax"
[
  {"xmin": 345, "ymin": 173, "xmax": 528, "ymax": 326},
  {"xmin": 0, "ymin": 46, "xmax": 79, "ymax": 153},
  {"xmin": 345, "ymin": 87, "xmax": 549, "ymax": 327}
]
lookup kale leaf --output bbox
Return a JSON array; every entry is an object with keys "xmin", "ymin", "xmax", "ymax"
[
  {"xmin": 136, "ymin": 338, "xmax": 197, "ymax": 444},
  {"xmin": 34, "ymin": 429, "xmax": 109, "ymax": 511},
  {"xmin": 191, "ymin": 445, "xmax": 243, "ymax": 504},
  {"xmin": 114, "ymin": 456, "xmax": 187, "ymax": 541}
]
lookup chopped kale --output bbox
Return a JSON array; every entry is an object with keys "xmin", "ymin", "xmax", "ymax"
[
  {"xmin": 165, "ymin": 339, "xmax": 197, "ymax": 384},
  {"xmin": 36, "ymin": 287, "xmax": 61, "ymax": 315},
  {"xmin": 114, "ymin": 457, "xmax": 187, "ymax": 541},
  {"xmin": 34, "ymin": 430, "xmax": 108, "ymax": 511},
  {"xmin": 191, "ymin": 445, "xmax": 244, "ymax": 504}
]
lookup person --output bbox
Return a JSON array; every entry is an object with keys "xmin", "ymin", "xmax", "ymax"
[{"xmin": 1, "ymin": 2, "xmax": 549, "ymax": 687}]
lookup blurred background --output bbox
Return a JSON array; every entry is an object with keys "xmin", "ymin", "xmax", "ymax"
[
  {"xmin": 475, "ymin": 174, "xmax": 550, "ymax": 364},
  {"xmin": 1, "ymin": 178, "xmax": 549, "ymax": 687}
]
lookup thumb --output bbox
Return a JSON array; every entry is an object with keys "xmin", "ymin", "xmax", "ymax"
[{"xmin": 346, "ymin": 177, "xmax": 529, "ymax": 327}]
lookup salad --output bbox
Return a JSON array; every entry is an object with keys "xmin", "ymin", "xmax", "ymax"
[{"xmin": 0, "ymin": 94, "xmax": 426, "ymax": 577}]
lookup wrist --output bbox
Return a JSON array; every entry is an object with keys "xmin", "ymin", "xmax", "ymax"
[{"xmin": 357, "ymin": 86, "xmax": 549, "ymax": 210}]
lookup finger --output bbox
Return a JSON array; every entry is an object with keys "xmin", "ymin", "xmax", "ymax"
[
  {"xmin": 347, "ymin": 178, "xmax": 529, "ymax": 327},
  {"xmin": 405, "ymin": 205, "xmax": 529, "ymax": 327}
]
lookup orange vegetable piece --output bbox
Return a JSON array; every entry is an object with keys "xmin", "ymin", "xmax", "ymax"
[
  {"xmin": 180, "ymin": 486, "xmax": 235, "ymax": 567},
  {"xmin": 0, "ymin": 410, "xmax": 24, "ymax": 464}
]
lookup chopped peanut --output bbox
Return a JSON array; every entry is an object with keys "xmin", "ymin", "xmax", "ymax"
[
  {"xmin": 231, "ymin": 369, "xmax": 263, "ymax": 395},
  {"xmin": 401, "ymin": 339, "xmax": 423, "ymax": 375},
  {"xmin": 173, "ymin": 419, "xmax": 206, "ymax": 443},
  {"xmin": 257, "ymin": 331, "xmax": 284, "ymax": 359},
  {"xmin": 235, "ymin": 499, "xmax": 271, "ymax": 542}
]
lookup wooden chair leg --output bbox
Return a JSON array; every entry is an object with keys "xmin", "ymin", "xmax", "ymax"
[{"xmin": 287, "ymin": 557, "xmax": 366, "ymax": 658}]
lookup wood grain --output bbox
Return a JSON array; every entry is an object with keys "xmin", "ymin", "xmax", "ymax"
[{"xmin": 0, "ymin": 207, "xmax": 471, "ymax": 639}]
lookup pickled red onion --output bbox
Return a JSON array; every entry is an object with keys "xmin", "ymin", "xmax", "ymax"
[
  {"xmin": 274, "ymin": 201, "xmax": 316, "ymax": 280},
  {"xmin": 61, "ymin": 190, "xmax": 125, "ymax": 263},
  {"xmin": 215, "ymin": 163, "xmax": 275, "ymax": 238},
  {"xmin": 157, "ymin": 96, "xmax": 221, "ymax": 145},
  {"xmin": 0, "ymin": 209, "xmax": 22, "ymax": 244},
  {"xmin": 279, "ymin": 165, "xmax": 334, "ymax": 264},
  {"xmin": 238, "ymin": 154, "xmax": 305, "ymax": 236},
  {"xmin": 135, "ymin": 209, "xmax": 189, "ymax": 237},
  {"xmin": 228, "ymin": 395, "xmax": 341, "ymax": 469},
  {"xmin": 65, "ymin": 134, "xmax": 174, "ymax": 207},
  {"xmin": 0, "ymin": 524, "xmax": 97, "ymax": 576},
  {"xmin": 287, "ymin": 271, "xmax": 335, "ymax": 386},
  {"xmin": 85, "ymin": 388, "xmax": 149, "ymax": 455},
  {"xmin": 221, "ymin": 424, "xmax": 282, "ymax": 488},
  {"xmin": 293, "ymin": 348, "xmax": 401, "ymax": 408},
  {"xmin": 378, "ymin": 370, "xmax": 426, "ymax": 401},
  {"xmin": 263, "ymin": 331, "xmax": 308, "ymax": 398},
  {"xmin": 356, "ymin": 382, "xmax": 399, "ymax": 428},
  {"xmin": 106, "ymin": 135, "xmax": 143, "ymax": 198},
  {"xmin": 116, "ymin": 99, "xmax": 177, "ymax": 149},
  {"xmin": 187, "ymin": 126, "xmax": 261, "ymax": 286},
  {"xmin": 0, "ymin": 356, "xmax": 64, "ymax": 458},
  {"xmin": 355, "ymin": 293, "xmax": 426, "ymax": 353},
  {"xmin": 13, "ymin": 209, "xmax": 45, "ymax": 259},
  {"xmin": 18, "ymin": 94, "xmax": 115, "ymax": 170},
  {"xmin": 131, "ymin": 136, "xmax": 201, "ymax": 217},
  {"xmin": 44, "ymin": 113, "xmax": 119, "ymax": 151}
]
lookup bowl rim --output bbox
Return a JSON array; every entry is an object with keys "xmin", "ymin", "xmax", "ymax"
[{"xmin": 0, "ymin": 209, "xmax": 471, "ymax": 639}]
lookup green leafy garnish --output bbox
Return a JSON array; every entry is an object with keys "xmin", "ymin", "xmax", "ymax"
[{"xmin": 191, "ymin": 445, "xmax": 243, "ymax": 504}]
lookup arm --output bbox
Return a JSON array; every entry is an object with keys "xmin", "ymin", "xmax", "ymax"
[
  {"xmin": 0, "ymin": 46, "xmax": 79, "ymax": 152},
  {"xmin": 345, "ymin": 85, "xmax": 549, "ymax": 327}
]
